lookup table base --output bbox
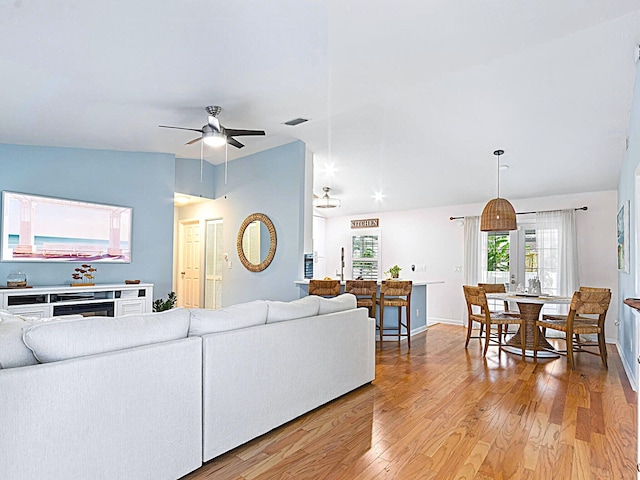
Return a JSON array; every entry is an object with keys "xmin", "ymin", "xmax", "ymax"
[
  {"xmin": 501, "ymin": 345, "xmax": 559, "ymax": 358},
  {"xmin": 503, "ymin": 302, "xmax": 560, "ymax": 358}
]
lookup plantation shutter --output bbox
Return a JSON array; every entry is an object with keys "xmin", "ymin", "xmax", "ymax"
[{"xmin": 351, "ymin": 233, "xmax": 379, "ymax": 280}]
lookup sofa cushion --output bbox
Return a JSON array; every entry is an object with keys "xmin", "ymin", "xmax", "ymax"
[
  {"xmin": 0, "ymin": 309, "xmax": 37, "ymax": 324},
  {"xmin": 23, "ymin": 307, "xmax": 191, "ymax": 364},
  {"xmin": 318, "ymin": 293, "xmax": 358, "ymax": 315},
  {"xmin": 0, "ymin": 320, "xmax": 39, "ymax": 369},
  {"xmin": 188, "ymin": 301, "xmax": 268, "ymax": 336},
  {"xmin": 266, "ymin": 296, "xmax": 320, "ymax": 323}
]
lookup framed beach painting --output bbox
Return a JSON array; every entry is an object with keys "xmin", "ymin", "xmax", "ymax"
[
  {"xmin": 617, "ymin": 200, "xmax": 630, "ymax": 273},
  {"xmin": 1, "ymin": 191, "xmax": 132, "ymax": 263}
]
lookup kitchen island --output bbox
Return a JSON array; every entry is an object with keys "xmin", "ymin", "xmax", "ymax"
[{"xmin": 295, "ymin": 280, "xmax": 444, "ymax": 340}]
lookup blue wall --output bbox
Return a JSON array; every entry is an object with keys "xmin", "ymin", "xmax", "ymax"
[
  {"xmin": 175, "ymin": 156, "xmax": 216, "ymax": 199},
  {"xmin": 617, "ymin": 61, "xmax": 640, "ymax": 387},
  {"xmin": 0, "ymin": 144, "xmax": 175, "ymax": 299},
  {"xmin": 0, "ymin": 141, "xmax": 310, "ymax": 308},
  {"xmin": 214, "ymin": 141, "xmax": 307, "ymax": 305}
]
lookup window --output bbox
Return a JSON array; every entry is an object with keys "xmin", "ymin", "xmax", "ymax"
[
  {"xmin": 523, "ymin": 228, "xmax": 541, "ymax": 291},
  {"xmin": 352, "ymin": 232, "xmax": 379, "ymax": 280},
  {"xmin": 535, "ymin": 225, "xmax": 560, "ymax": 296},
  {"xmin": 486, "ymin": 232, "xmax": 509, "ymax": 286}
]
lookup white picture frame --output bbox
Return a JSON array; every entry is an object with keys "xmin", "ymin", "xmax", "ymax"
[
  {"xmin": 617, "ymin": 200, "xmax": 630, "ymax": 273},
  {"xmin": 1, "ymin": 191, "xmax": 132, "ymax": 263}
]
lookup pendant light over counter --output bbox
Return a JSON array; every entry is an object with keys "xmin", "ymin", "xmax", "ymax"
[{"xmin": 480, "ymin": 149, "xmax": 517, "ymax": 231}]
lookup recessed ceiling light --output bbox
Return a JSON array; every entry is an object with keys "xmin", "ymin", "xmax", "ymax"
[
  {"xmin": 373, "ymin": 191, "xmax": 385, "ymax": 202},
  {"xmin": 283, "ymin": 117, "xmax": 309, "ymax": 126},
  {"xmin": 324, "ymin": 163, "xmax": 337, "ymax": 177}
]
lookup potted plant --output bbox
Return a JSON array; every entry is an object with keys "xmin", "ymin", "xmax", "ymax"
[
  {"xmin": 384, "ymin": 265, "xmax": 402, "ymax": 279},
  {"xmin": 153, "ymin": 291, "xmax": 177, "ymax": 312}
]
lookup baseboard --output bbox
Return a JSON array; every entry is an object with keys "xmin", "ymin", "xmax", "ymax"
[
  {"xmin": 616, "ymin": 339, "xmax": 637, "ymax": 392},
  {"xmin": 412, "ymin": 324, "xmax": 428, "ymax": 335},
  {"xmin": 428, "ymin": 317, "xmax": 462, "ymax": 326},
  {"xmin": 376, "ymin": 324, "xmax": 428, "ymax": 341}
]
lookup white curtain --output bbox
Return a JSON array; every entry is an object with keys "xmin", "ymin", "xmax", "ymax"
[
  {"xmin": 463, "ymin": 216, "xmax": 487, "ymax": 285},
  {"xmin": 535, "ymin": 209, "xmax": 579, "ymax": 296}
]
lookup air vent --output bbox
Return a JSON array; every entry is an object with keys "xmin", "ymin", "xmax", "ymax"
[{"xmin": 283, "ymin": 117, "xmax": 308, "ymax": 126}]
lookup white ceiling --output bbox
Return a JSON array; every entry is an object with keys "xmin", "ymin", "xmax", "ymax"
[{"xmin": 1, "ymin": 0, "xmax": 639, "ymax": 216}]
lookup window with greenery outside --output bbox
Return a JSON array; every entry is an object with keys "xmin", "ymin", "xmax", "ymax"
[
  {"xmin": 487, "ymin": 233, "xmax": 509, "ymax": 284},
  {"xmin": 352, "ymin": 234, "xmax": 379, "ymax": 280}
]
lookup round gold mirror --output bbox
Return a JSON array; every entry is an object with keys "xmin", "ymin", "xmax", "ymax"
[{"xmin": 237, "ymin": 213, "xmax": 277, "ymax": 272}]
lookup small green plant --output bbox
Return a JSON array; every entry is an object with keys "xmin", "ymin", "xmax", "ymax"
[
  {"xmin": 153, "ymin": 291, "xmax": 177, "ymax": 312},
  {"xmin": 384, "ymin": 265, "xmax": 402, "ymax": 279}
]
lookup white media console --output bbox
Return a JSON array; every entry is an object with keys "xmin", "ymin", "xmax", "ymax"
[{"xmin": 0, "ymin": 283, "xmax": 153, "ymax": 319}]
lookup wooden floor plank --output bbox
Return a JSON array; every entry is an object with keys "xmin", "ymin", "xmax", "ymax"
[{"xmin": 181, "ymin": 324, "xmax": 637, "ymax": 480}]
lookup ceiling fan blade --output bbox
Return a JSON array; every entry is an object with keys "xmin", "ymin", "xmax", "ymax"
[
  {"xmin": 159, "ymin": 125, "xmax": 204, "ymax": 133},
  {"xmin": 227, "ymin": 137, "xmax": 244, "ymax": 149},
  {"xmin": 186, "ymin": 137, "xmax": 202, "ymax": 145},
  {"xmin": 223, "ymin": 128, "xmax": 265, "ymax": 137}
]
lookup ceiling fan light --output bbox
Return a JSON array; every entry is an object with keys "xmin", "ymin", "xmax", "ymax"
[
  {"xmin": 313, "ymin": 187, "xmax": 341, "ymax": 209},
  {"xmin": 203, "ymin": 130, "xmax": 227, "ymax": 147}
]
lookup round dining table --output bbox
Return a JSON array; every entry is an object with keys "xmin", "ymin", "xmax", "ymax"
[{"xmin": 486, "ymin": 292, "xmax": 572, "ymax": 357}]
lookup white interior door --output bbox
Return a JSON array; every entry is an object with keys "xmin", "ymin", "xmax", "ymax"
[
  {"xmin": 204, "ymin": 219, "xmax": 223, "ymax": 309},
  {"xmin": 178, "ymin": 220, "xmax": 201, "ymax": 308}
]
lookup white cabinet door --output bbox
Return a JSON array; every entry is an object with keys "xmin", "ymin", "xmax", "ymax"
[
  {"xmin": 7, "ymin": 305, "xmax": 53, "ymax": 319},
  {"xmin": 116, "ymin": 300, "xmax": 146, "ymax": 316}
]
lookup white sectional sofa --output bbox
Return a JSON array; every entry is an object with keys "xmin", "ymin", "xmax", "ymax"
[{"xmin": 0, "ymin": 294, "xmax": 375, "ymax": 480}]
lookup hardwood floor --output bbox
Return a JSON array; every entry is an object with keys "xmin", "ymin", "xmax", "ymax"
[{"xmin": 182, "ymin": 324, "xmax": 637, "ymax": 479}]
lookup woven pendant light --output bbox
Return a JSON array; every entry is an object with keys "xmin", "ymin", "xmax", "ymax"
[{"xmin": 480, "ymin": 149, "xmax": 517, "ymax": 231}]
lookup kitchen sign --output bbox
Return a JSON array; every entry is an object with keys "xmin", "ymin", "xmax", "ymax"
[{"xmin": 351, "ymin": 218, "xmax": 379, "ymax": 229}]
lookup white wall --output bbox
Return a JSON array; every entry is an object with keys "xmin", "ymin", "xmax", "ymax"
[
  {"xmin": 323, "ymin": 190, "xmax": 618, "ymax": 341},
  {"xmin": 312, "ymin": 215, "xmax": 327, "ymax": 278}
]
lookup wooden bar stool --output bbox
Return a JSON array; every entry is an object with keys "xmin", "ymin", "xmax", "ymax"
[
  {"xmin": 376, "ymin": 280, "xmax": 412, "ymax": 348},
  {"xmin": 308, "ymin": 279, "xmax": 341, "ymax": 297},
  {"xmin": 345, "ymin": 280, "xmax": 378, "ymax": 318}
]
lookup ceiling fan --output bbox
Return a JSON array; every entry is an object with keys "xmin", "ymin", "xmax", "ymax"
[{"xmin": 159, "ymin": 106, "xmax": 265, "ymax": 149}]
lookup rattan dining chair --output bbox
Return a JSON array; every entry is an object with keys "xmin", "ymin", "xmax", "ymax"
[
  {"xmin": 540, "ymin": 286, "xmax": 610, "ymax": 341},
  {"xmin": 478, "ymin": 283, "xmax": 520, "ymax": 338},
  {"xmin": 308, "ymin": 279, "xmax": 341, "ymax": 297},
  {"xmin": 477, "ymin": 283, "xmax": 519, "ymax": 314},
  {"xmin": 463, "ymin": 285, "xmax": 525, "ymax": 358},
  {"xmin": 345, "ymin": 280, "xmax": 377, "ymax": 318},
  {"xmin": 376, "ymin": 280, "xmax": 412, "ymax": 348},
  {"xmin": 535, "ymin": 288, "xmax": 611, "ymax": 369}
]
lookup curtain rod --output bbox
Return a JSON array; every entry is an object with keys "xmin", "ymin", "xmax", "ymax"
[{"xmin": 449, "ymin": 206, "xmax": 587, "ymax": 221}]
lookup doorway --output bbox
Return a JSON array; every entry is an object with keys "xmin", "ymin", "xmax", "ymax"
[
  {"xmin": 173, "ymin": 193, "xmax": 223, "ymax": 309},
  {"xmin": 484, "ymin": 225, "xmax": 540, "ymax": 294}
]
